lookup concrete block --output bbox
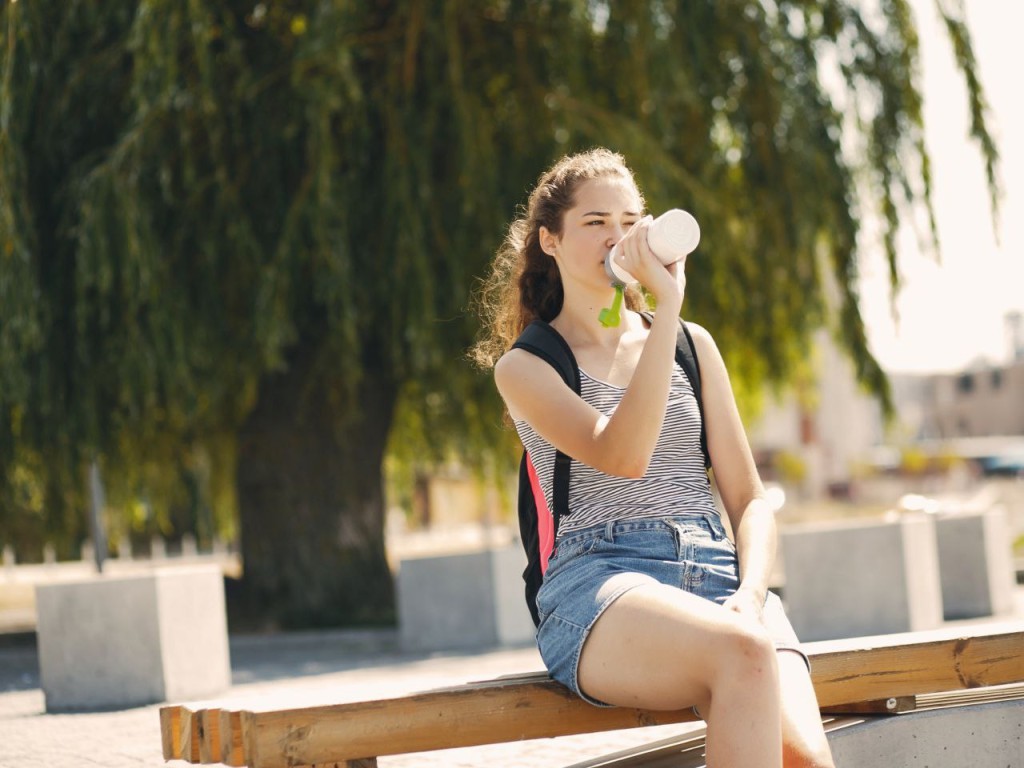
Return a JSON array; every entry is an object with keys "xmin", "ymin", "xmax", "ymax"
[
  {"xmin": 151, "ymin": 536, "xmax": 167, "ymax": 559},
  {"xmin": 490, "ymin": 545, "xmax": 537, "ymax": 647},
  {"xmin": 935, "ymin": 505, "xmax": 1016, "ymax": 619},
  {"xmin": 35, "ymin": 565, "xmax": 231, "ymax": 711},
  {"xmin": 828, "ymin": 698, "xmax": 1023, "ymax": 767},
  {"xmin": 781, "ymin": 515, "xmax": 942, "ymax": 641},
  {"xmin": 398, "ymin": 545, "xmax": 535, "ymax": 652}
]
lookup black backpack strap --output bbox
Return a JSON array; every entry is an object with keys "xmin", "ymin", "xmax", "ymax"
[
  {"xmin": 676, "ymin": 320, "xmax": 711, "ymax": 469},
  {"xmin": 640, "ymin": 311, "xmax": 711, "ymax": 469},
  {"xmin": 511, "ymin": 320, "xmax": 580, "ymax": 393},
  {"xmin": 511, "ymin": 321, "xmax": 580, "ymax": 530}
]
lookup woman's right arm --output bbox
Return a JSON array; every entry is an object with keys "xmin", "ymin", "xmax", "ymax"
[
  {"xmin": 496, "ymin": 214, "xmax": 687, "ymax": 477},
  {"xmin": 494, "ymin": 308, "xmax": 680, "ymax": 478}
]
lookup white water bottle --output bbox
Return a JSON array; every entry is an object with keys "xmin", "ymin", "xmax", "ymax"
[{"xmin": 604, "ymin": 208, "xmax": 701, "ymax": 285}]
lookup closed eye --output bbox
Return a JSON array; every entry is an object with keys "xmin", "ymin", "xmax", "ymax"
[{"xmin": 585, "ymin": 219, "xmax": 639, "ymax": 227}]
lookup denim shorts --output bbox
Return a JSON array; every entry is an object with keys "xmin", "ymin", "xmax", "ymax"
[{"xmin": 534, "ymin": 513, "xmax": 807, "ymax": 707}]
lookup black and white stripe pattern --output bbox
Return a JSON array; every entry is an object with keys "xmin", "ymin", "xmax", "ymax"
[{"xmin": 515, "ymin": 362, "xmax": 718, "ymax": 540}]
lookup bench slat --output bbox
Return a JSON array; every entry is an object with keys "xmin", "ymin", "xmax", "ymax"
[
  {"xmin": 564, "ymin": 727, "xmax": 709, "ymax": 768},
  {"xmin": 916, "ymin": 682, "xmax": 1024, "ymax": 709},
  {"xmin": 198, "ymin": 709, "xmax": 222, "ymax": 764},
  {"xmin": 179, "ymin": 707, "xmax": 201, "ymax": 764},
  {"xmin": 242, "ymin": 681, "xmax": 696, "ymax": 768},
  {"xmin": 160, "ymin": 706, "xmax": 183, "ymax": 760},
  {"xmin": 218, "ymin": 709, "xmax": 246, "ymax": 767},
  {"xmin": 809, "ymin": 629, "xmax": 1024, "ymax": 706}
]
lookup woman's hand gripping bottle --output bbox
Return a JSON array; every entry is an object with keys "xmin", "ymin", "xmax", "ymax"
[{"xmin": 598, "ymin": 209, "xmax": 701, "ymax": 327}]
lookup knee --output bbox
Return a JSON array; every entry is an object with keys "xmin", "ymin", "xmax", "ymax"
[
  {"xmin": 696, "ymin": 617, "xmax": 779, "ymax": 703},
  {"xmin": 717, "ymin": 618, "xmax": 777, "ymax": 680},
  {"xmin": 691, "ymin": 619, "xmax": 778, "ymax": 718},
  {"xmin": 695, "ymin": 621, "xmax": 778, "ymax": 718}
]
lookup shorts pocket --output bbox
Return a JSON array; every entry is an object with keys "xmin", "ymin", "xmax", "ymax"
[
  {"xmin": 544, "ymin": 539, "xmax": 597, "ymax": 589},
  {"xmin": 550, "ymin": 531, "xmax": 603, "ymax": 563},
  {"xmin": 604, "ymin": 526, "xmax": 675, "ymax": 560}
]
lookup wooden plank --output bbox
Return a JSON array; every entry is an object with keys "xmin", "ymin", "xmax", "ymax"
[
  {"xmin": 244, "ymin": 680, "xmax": 699, "ymax": 768},
  {"xmin": 198, "ymin": 708, "xmax": 222, "ymax": 764},
  {"xmin": 242, "ymin": 710, "xmax": 259, "ymax": 768},
  {"xmin": 915, "ymin": 682, "xmax": 1024, "ymax": 710},
  {"xmin": 241, "ymin": 627, "xmax": 1024, "ymax": 768},
  {"xmin": 565, "ymin": 728, "xmax": 709, "ymax": 768},
  {"xmin": 179, "ymin": 706, "xmax": 201, "ymax": 764},
  {"xmin": 160, "ymin": 705, "xmax": 182, "ymax": 760},
  {"xmin": 808, "ymin": 628, "xmax": 1024, "ymax": 707},
  {"xmin": 219, "ymin": 709, "xmax": 246, "ymax": 767}
]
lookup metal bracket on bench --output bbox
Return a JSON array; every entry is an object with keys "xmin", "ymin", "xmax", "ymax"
[{"xmin": 821, "ymin": 696, "xmax": 916, "ymax": 715}]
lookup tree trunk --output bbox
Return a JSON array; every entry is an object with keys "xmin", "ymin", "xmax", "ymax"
[{"xmin": 235, "ymin": 346, "xmax": 397, "ymax": 629}]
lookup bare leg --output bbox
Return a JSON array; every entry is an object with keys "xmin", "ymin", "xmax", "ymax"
[
  {"xmin": 578, "ymin": 583, "xmax": 782, "ymax": 768},
  {"xmin": 778, "ymin": 651, "xmax": 835, "ymax": 767}
]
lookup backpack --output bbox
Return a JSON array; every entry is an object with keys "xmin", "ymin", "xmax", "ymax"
[{"xmin": 512, "ymin": 312, "xmax": 709, "ymax": 627}]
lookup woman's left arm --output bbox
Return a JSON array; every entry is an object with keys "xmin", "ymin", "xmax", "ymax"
[{"xmin": 688, "ymin": 323, "xmax": 775, "ymax": 621}]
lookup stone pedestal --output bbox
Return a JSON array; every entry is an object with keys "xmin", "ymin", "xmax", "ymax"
[
  {"xmin": 828, "ymin": 698, "xmax": 1024, "ymax": 767},
  {"xmin": 398, "ymin": 545, "xmax": 535, "ymax": 652},
  {"xmin": 35, "ymin": 565, "xmax": 231, "ymax": 711},
  {"xmin": 935, "ymin": 505, "xmax": 1016, "ymax": 619},
  {"xmin": 781, "ymin": 515, "xmax": 943, "ymax": 641}
]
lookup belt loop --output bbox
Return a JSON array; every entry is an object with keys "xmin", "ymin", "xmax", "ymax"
[{"xmin": 604, "ymin": 519, "xmax": 616, "ymax": 542}]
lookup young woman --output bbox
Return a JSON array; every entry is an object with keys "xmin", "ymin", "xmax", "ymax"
[{"xmin": 472, "ymin": 148, "xmax": 835, "ymax": 767}]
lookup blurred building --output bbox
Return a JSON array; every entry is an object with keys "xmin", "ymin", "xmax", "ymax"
[
  {"xmin": 749, "ymin": 329, "xmax": 884, "ymax": 500},
  {"xmin": 897, "ymin": 363, "xmax": 1024, "ymax": 440},
  {"xmin": 891, "ymin": 312, "xmax": 1024, "ymax": 441},
  {"xmin": 749, "ymin": 312, "xmax": 1024, "ymax": 499}
]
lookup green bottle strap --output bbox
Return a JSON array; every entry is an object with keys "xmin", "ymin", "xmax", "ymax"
[{"xmin": 598, "ymin": 284, "xmax": 625, "ymax": 328}]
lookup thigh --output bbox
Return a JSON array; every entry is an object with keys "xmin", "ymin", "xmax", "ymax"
[
  {"xmin": 577, "ymin": 581, "xmax": 766, "ymax": 711},
  {"xmin": 778, "ymin": 651, "xmax": 834, "ymax": 767}
]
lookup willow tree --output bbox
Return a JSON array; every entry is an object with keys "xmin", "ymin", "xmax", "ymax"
[{"xmin": 0, "ymin": 1, "xmax": 998, "ymax": 627}]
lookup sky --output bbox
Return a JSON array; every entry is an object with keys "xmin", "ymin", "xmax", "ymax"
[{"xmin": 857, "ymin": 0, "xmax": 1024, "ymax": 374}]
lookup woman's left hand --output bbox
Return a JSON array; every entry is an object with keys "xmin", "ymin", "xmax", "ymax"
[{"xmin": 722, "ymin": 586, "xmax": 765, "ymax": 624}]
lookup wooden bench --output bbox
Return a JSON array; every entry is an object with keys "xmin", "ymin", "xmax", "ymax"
[{"xmin": 160, "ymin": 623, "xmax": 1024, "ymax": 768}]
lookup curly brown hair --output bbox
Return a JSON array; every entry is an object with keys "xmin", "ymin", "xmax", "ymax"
[{"xmin": 470, "ymin": 148, "xmax": 648, "ymax": 369}]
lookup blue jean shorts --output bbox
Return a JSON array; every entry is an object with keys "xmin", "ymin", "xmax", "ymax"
[{"xmin": 534, "ymin": 513, "xmax": 807, "ymax": 707}]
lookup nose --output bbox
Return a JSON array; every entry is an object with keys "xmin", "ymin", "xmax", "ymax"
[{"xmin": 608, "ymin": 223, "xmax": 628, "ymax": 248}]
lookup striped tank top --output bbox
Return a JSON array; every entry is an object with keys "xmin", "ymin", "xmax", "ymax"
[{"xmin": 513, "ymin": 361, "xmax": 719, "ymax": 540}]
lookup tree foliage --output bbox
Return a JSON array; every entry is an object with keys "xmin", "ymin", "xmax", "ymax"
[{"xmin": 0, "ymin": 0, "xmax": 998, "ymax": 621}]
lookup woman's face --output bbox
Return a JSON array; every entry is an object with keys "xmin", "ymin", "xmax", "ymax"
[{"xmin": 541, "ymin": 175, "xmax": 643, "ymax": 291}]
